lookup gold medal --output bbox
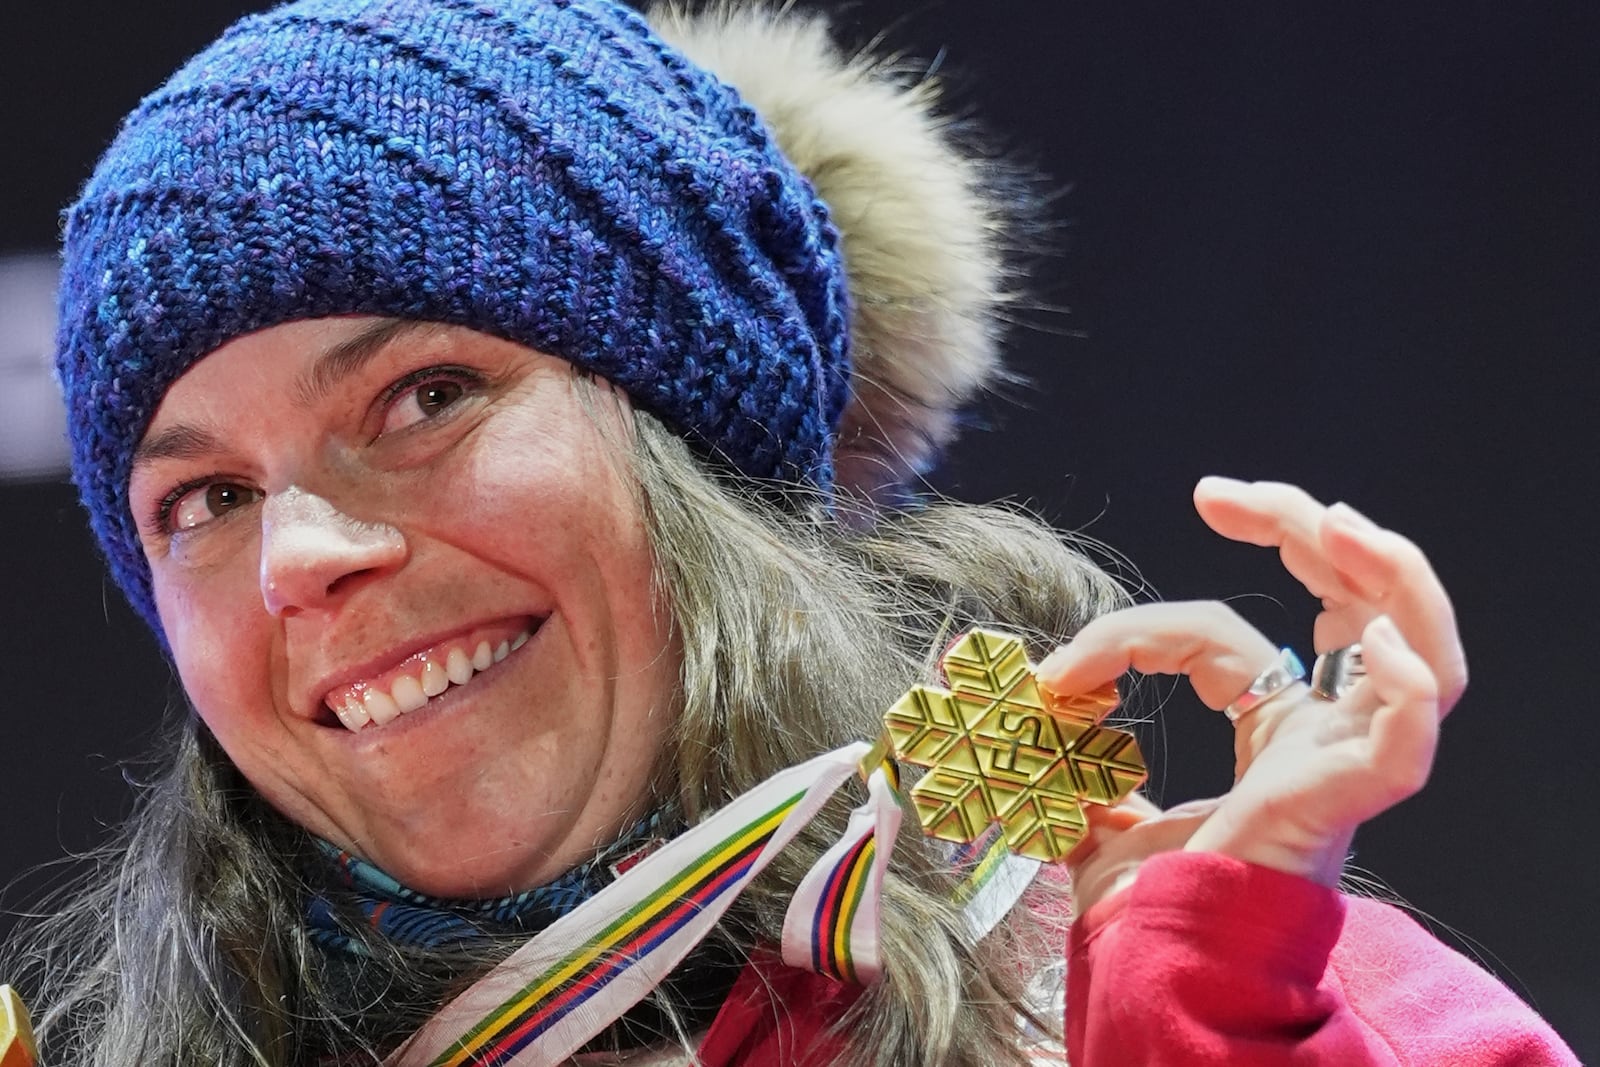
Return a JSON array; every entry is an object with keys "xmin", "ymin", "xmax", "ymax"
[{"xmin": 882, "ymin": 630, "xmax": 1146, "ymax": 862}]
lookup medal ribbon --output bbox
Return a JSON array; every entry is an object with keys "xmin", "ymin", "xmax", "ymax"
[
  {"xmin": 388, "ymin": 628, "xmax": 1142, "ymax": 1066},
  {"xmin": 778, "ymin": 762, "xmax": 901, "ymax": 983},
  {"xmin": 386, "ymin": 741, "xmax": 883, "ymax": 1067},
  {"xmin": 951, "ymin": 830, "xmax": 1042, "ymax": 940}
]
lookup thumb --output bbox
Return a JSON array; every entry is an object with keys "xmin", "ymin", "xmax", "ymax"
[{"xmin": 1069, "ymin": 796, "xmax": 1222, "ymax": 913}]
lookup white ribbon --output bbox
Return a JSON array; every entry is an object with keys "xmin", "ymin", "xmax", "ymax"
[{"xmin": 386, "ymin": 742, "xmax": 872, "ymax": 1067}]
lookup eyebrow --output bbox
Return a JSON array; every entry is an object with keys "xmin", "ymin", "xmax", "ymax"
[
  {"xmin": 131, "ymin": 318, "xmax": 433, "ymax": 475},
  {"xmin": 291, "ymin": 317, "xmax": 431, "ymax": 408},
  {"xmin": 131, "ymin": 422, "xmax": 228, "ymax": 471}
]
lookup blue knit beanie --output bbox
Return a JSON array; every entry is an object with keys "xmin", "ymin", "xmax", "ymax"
[{"xmin": 56, "ymin": 0, "xmax": 851, "ymax": 635}]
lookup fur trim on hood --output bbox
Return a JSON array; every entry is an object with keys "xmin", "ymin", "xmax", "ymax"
[{"xmin": 649, "ymin": 2, "xmax": 1024, "ymax": 503}]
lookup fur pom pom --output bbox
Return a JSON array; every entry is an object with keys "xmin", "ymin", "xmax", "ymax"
[{"xmin": 649, "ymin": 3, "xmax": 1023, "ymax": 502}]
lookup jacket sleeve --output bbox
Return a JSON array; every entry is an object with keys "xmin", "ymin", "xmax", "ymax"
[{"xmin": 1064, "ymin": 851, "xmax": 1578, "ymax": 1067}]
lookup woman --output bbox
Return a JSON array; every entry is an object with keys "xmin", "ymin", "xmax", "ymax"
[{"xmin": 14, "ymin": 0, "xmax": 1576, "ymax": 1063}]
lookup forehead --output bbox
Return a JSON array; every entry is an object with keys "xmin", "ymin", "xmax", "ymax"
[
  {"xmin": 132, "ymin": 318, "xmax": 617, "ymax": 487},
  {"xmin": 136, "ymin": 318, "xmax": 459, "ymax": 454},
  {"xmin": 152, "ymin": 317, "xmax": 426, "ymax": 410}
]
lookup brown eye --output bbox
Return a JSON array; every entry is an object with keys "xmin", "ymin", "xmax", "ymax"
[
  {"xmin": 171, "ymin": 482, "xmax": 262, "ymax": 531},
  {"xmin": 206, "ymin": 484, "xmax": 252, "ymax": 514},
  {"xmin": 380, "ymin": 374, "xmax": 471, "ymax": 435},
  {"xmin": 416, "ymin": 380, "xmax": 464, "ymax": 417}
]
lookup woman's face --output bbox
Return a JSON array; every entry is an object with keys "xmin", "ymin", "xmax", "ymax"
[{"xmin": 127, "ymin": 317, "xmax": 676, "ymax": 897}]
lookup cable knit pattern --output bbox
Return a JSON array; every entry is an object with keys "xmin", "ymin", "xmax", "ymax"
[{"xmin": 56, "ymin": 0, "xmax": 850, "ymax": 634}]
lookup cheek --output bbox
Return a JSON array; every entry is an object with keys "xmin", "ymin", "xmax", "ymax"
[
  {"xmin": 442, "ymin": 412, "xmax": 669, "ymax": 665},
  {"xmin": 447, "ymin": 416, "xmax": 640, "ymax": 566},
  {"xmin": 153, "ymin": 571, "xmax": 275, "ymax": 730}
]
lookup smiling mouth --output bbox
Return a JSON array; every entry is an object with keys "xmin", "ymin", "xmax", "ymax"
[{"xmin": 321, "ymin": 619, "xmax": 540, "ymax": 733}]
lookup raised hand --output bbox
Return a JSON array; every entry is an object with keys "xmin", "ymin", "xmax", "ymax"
[{"xmin": 1039, "ymin": 477, "xmax": 1468, "ymax": 911}]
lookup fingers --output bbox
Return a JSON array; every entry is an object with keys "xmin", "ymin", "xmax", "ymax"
[
  {"xmin": 1171, "ymin": 616, "xmax": 1442, "ymax": 885},
  {"xmin": 1194, "ymin": 477, "xmax": 1468, "ymax": 714},
  {"xmin": 1074, "ymin": 790, "xmax": 1163, "ymax": 840},
  {"xmin": 1320, "ymin": 505, "xmax": 1468, "ymax": 712},
  {"xmin": 1312, "ymin": 609, "xmax": 1365, "ymax": 657},
  {"xmin": 1067, "ymin": 796, "xmax": 1223, "ymax": 913},
  {"xmin": 1194, "ymin": 478, "xmax": 1347, "ymax": 601},
  {"xmin": 1037, "ymin": 601, "xmax": 1278, "ymax": 710},
  {"xmin": 1359, "ymin": 615, "xmax": 1441, "ymax": 800}
]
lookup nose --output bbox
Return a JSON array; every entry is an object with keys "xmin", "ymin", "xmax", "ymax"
[{"xmin": 259, "ymin": 485, "xmax": 407, "ymax": 617}]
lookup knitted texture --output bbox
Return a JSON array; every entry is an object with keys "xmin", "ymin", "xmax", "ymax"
[{"xmin": 56, "ymin": 0, "xmax": 851, "ymax": 635}]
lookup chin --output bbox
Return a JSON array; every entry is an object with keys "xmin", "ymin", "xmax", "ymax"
[{"xmin": 352, "ymin": 812, "xmax": 575, "ymax": 898}]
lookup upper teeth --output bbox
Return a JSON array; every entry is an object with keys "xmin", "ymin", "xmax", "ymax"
[{"xmin": 331, "ymin": 631, "xmax": 530, "ymax": 734}]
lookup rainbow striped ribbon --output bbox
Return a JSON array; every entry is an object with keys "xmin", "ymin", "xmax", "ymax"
[
  {"xmin": 951, "ymin": 831, "xmax": 1042, "ymax": 941},
  {"xmin": 779, "ymin": 764, "xmax": 901, "ymax": 983},
  {"xmin": 386, "ymin": 742, "xmax": 877, "ymax": 1067}
]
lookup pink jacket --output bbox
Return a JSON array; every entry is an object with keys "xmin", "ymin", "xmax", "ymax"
[{"xmin": 691, "ymin": 852, "xmax": 1577, "ymax": 1065}]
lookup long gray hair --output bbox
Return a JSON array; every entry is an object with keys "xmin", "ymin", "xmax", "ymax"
[{"xmin": 10, "ymin": 401, "xmax": 1128, "ymax": 1067}]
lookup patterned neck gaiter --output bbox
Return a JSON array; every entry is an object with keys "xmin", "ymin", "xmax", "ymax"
[{"xmin": 306, "ymin": 811, "xmax": 672, "ymax": 954}]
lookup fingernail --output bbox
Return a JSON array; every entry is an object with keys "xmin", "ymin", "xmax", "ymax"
[
  {"xmin": 1328, "ymin": 501, "xmax": 1379, "ymax": 530},
  {"xmin": 1036, "ymin": 647, "xmax": 1073, "ymax": 680},
  {"xmin": 1365, "ymin": 614, "xmax": 1400, "ymax": 644},
  {"xmin": 1195, "ymin": 475, "xmax": 1247, "ymax": 494}
]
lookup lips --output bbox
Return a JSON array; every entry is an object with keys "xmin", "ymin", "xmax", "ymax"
[{"xmin": 317, "ymin": 617, "xmax": 540, "ymax": 733}]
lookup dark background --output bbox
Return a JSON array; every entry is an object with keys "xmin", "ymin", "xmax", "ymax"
[{"xmin": 2, "ymin": 0, "xmax": 1596, "ymax": 1058}]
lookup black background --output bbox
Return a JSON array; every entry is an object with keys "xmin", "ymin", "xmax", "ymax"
[{"xmin": 2, "ymin": 1, "xmax": 1596, "ymax": 1057}]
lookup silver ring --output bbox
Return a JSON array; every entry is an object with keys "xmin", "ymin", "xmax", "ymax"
[
  {"xmin": 1310, "ymin": 643, "xmax": 1366, "ymax": 701},
  {"xmin": 1225, "ymin": 648, "xmax": 1306, "ymax": 722}
]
